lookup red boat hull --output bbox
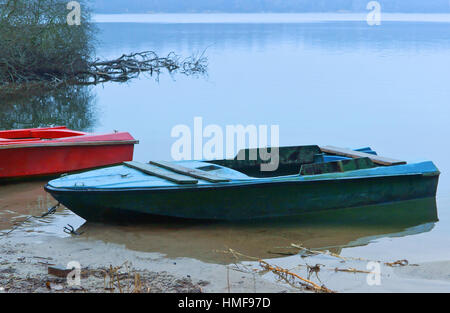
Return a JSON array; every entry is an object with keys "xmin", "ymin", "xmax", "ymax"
[{"xmin": 0, "ymin": 127, "xmax": 137, "ymax": 179}]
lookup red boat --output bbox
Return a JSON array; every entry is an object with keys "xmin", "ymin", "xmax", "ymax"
[{"xmin": 0, "ymin": 126, "xmax": 138, "ymax": 180}]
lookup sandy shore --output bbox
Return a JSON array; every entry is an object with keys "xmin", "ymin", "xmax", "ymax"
[
  {"xmin": 1, "ymin": 230, "xmax": 450, "ymax": 293},
  {"xmin": 0, "ymin": 232, "xmax": 294, "ymax": 293}
]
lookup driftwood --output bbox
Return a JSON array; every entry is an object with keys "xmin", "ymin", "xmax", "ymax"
[
  {"xmin": 83, "ymin": 51, "xmax": 207, "ymax": 84},
  {"xmin": 0, "ymin": 50, "xmax": 207, "ymax": 89},
  {"xmin": 334, "ymin": 267, "xmax": 371, "ymax": 274},
  {"xmin": 220, "ymin": 248, "xmax": 336, "ymax": 293},
  {"xmin": 259, "ymin": 260, "xmax": 335, "ymax": 293}
]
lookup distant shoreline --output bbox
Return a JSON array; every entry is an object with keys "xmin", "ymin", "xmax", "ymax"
[{"xmin": 93, "ymin": 13, "xmax": 450, "ymax": 24}]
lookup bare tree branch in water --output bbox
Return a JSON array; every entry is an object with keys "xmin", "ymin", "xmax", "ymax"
[
  {"xmin": 1, "ymin": 50, "xmax": 208, "ymax": 89},
  {"xmin": 79, "ymin": 51, "xmax": 208, "ymax": 85}
]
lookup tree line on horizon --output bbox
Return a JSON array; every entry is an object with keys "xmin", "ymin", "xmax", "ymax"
[{"xmin": 93, "ymin": 0, "xmax": 450, "ymax": 13}]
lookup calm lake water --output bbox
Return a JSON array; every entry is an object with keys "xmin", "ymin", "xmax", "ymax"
[{"xmin": 1, "ymin": 15, "xmax": 450, "ymax": 264}]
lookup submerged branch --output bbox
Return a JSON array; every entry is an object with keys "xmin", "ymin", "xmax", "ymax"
[
  {"xmin": 0, "ymin": 50, "xmax": 208, "ymax": 90},
  {"xmin": 84, "ymin": 51, "xmax": 208, "ymax": 84}
]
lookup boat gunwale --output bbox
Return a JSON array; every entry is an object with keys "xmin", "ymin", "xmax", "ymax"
[
  {"xmin": 0, "ymin": 139, "xmax": 139, "ymax": 150},
  {"xmin": 45, "ymin": 171, "xmax": 437, "ymax": 193}
]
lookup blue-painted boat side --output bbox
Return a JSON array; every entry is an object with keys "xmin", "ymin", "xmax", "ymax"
[
  {"xmin": 48, "ymin": 160, "xmax": 255, "ymax": 189},
  {"xmin": 47, "ymin": 159, "xmax": 439, "ymax": 190},
  {"xmin": 44, "ymin": 145, "xmax": 440, "ymax": 221}
]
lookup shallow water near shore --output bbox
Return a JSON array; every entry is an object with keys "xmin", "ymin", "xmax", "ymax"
[
  {"xmin": 1, "ymin": 16, "xmax": 450, "ymax": 282},
  {"xmin": 1, "ymin": 180, "xmax": 449, "ymax": 266}
]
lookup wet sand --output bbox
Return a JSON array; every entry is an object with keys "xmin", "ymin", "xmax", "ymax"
[
  {"xmin": 2, "ymin": 229, "xmax": 450, "ymax": 293},
  {"xmin": 0, "ymin": 232, "xmax": 293, "ymax": 293}
]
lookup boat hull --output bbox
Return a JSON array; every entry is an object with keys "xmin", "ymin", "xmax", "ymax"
[
  {"xmin": 45, "ymin": 171, "xmax": 439, "ymax": 221},
  {"xmin": 0, "ymin": 144, "xmax": 134, "ymax": 180},
  {"xmin": 0, "ymin": 127, "xmax": 137, "ymax": 180}
]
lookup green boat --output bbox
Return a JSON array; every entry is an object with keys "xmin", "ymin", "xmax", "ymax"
[{"xmin": 44, "ymin": 145, "xmax": 440, "ymax": 221}]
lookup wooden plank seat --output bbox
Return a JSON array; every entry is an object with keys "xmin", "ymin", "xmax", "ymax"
[
  {"xmin": 320, "ymin": 145, "xmax": 407, "ymax": 166},
  {"xmin": 149, "ymin": 161, "xmax": 230, "ymax": 183},
  {"xmin": 123, "ymin": 161, "xmax": 198, "ymax": 185}
]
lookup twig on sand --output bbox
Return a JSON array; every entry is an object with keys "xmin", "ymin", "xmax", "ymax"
[
  {"xmin": 306, "ymin": 264, "xmax": 324, "ymax": 283},
  {"xmin": 227, "ymin": 266, "xmax": 230, "ymax": 293},
  {"xmin": 384, "ymin": 260, "xmax": 409, "ymax": 267},
  {"xmin": 133, "ymin": 273, "xmax": 142, "ymax": 293},
  {"xmin": 102, "ymin": 262, "xmax": 134, "ymax": 293},
  {"xmin": 220, "ymin": 249, "xmax": 335, "ymax": 293},
  {"xmin": 291, "ymin": 244, "xmax": 415, "ymax": 269},
  {"xmin": 334, "ymin": 267, "xmax": 371, "ymax": 274},
  {"xmin": 259, "ymin": 260, "xmax": 334, "ymax": 293},
  {"xmin": 267, "ymin": 250, "xmax": 297, "ymax": 256},
  {"xmin": 290, "ymin": 243, "xmax": 349, "ymax": 260}
]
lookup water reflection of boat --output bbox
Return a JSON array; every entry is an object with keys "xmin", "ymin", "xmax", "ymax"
[{"xmin": 75, "ymin": 197, "xmax": 438, "ymax": 264}]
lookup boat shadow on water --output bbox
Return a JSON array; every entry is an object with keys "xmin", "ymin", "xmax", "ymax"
[{"xmin": 75, "ymin": 197, "xmax": 438, "ymax": 264}]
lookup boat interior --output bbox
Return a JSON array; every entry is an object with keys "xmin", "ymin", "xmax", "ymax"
[
  {"xmin": 208, "ymin": 145, "xmax": 380, "ymax": 178},
  {"xmin": 46, "ymin": 144, "xmax": 419, "ymax": 190},
  {"xmin": 0, "ymin": 126, "xmax": 85, "ymax": 143},
  {"xmin": 118, "ymin": 145, "xmax": 407, "ymax": 185}
]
